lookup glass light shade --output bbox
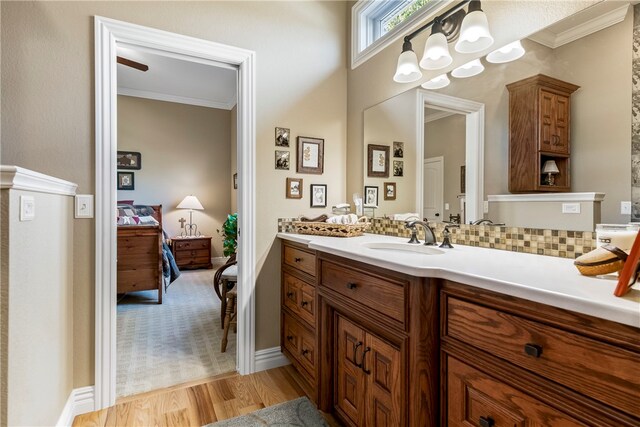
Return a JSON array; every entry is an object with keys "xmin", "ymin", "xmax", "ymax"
[
  {"xmin": 486, "ymin": 40, "xmax": 525, "ymax": 63},
  {"xmin": 421, "ymin": 74, "xmax": 450, "ymax": 90},
  {"xmin": 455, "ymin": 10, "xmax": 494, "ymax": 53},
  {"xmin": 451, "ymin": 59, "xmax": 484, "ymax": 78},
  {"xmin": 420, "ymin": 32, "xmax": 453, "ymax": 70},
  {"xmin": 393, "ymin": 49, "xmax": 422, "ymax": 83},
  {"xmin": 542, "ymin": 160, "xmax": 560, "ymax": 174},
  {"xmin": 176, "ymin": 195, "xmax": 204, "ymax": 210}
]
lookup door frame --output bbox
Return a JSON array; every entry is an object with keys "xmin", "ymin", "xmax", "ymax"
[
  {"xmin": 94, "ymin": 16, "xmax": 256, "ymax": 409},
  {"xmin": 416, "ymin": 90, "xmax": 484, "ymax": 223},
  {"xmin": 423, "ymin": 156, "xmax": 444, "ymax": 220}
]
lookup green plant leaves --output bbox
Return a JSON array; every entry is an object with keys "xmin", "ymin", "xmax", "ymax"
[{"xmin": 217, "ymin": 213, "xmax": 238, "ymax": 257}]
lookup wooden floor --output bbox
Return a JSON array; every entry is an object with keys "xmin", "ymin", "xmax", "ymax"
[{"xmin": 72, "ymin": 366, "xmax": 320, "ymax": 426}]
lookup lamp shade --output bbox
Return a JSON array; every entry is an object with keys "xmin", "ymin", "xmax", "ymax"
[
  {"xmin": 486, "ymin": 40, "xmax": 525, "ymax": 64},
  {"xmin": 542, "ymin": 160, "xmax": 560, "ymax": 174},
  {"xmin": 393, "ymin": 41, "xmax": 422, "ymax": 83},
  {"xmin": 455, "ymin": 9, "xmax": 494, "ymax": 53},
  {"xmin": 421, "ymin": 73, "xmax": 450, "ymax": 90},
  {"xmin": 177, "ymin": 195, "xmax": 204, "ymax": 210},
  {"xmin": 420, "ymin": 32, "xmax": 453, "ymax": 70},
  {"xmin": 451, "ymin": 59, "xmax": 484, "ymax": 78}
]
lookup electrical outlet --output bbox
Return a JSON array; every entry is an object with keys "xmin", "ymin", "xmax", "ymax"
[
  {"xmin": 483, "ymin": 201, "xmax": 489, "ymax": 213},
  {"xmin": 621, "ymin": 201, "xmax": 631, "ymax": 215},
  {"xmin": 444, "ymin": 203, "xmax": 450, "ymax": 210},
  {"xmin": 562, "ymin": 203, "xmax": 581, "ymax": 214},
  {"xmin": 20, "ymin": 196, "xmax": 35, "ymax": 221},
  {"xmin": 75, "ymin": 195, "xmax": 94, "ymax": 218}
]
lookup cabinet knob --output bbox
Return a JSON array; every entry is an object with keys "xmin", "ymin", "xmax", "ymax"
[
  {"xmin": 302, "ymin": 349, "xmax": 309, "ymax": 355},
  {"xmin": 346, "ymin": 282, "xmax": 357, "ymax": 290},
  {"xmin": 479, "ymin": 416, "xmax": 495, "ymax": 427},
  {"xmin": 286, "ymin": 335, "xmax": 293, "ymax": 341},
  {"xmin": 301, "ymin": 300, "xmax": 309, "ymax": 307},
  {"xmin": 294, "ymin": 257, "xmax": 302, "ymax": 263},
  {"xmin": 524, "ymin": 343, "xmax": 543, "ymax": 358},
  {"xmin": 286, "ymin": 292, "xmax": 294, "ymax": 298}
]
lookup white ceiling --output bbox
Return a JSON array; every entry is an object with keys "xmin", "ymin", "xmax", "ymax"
[{"xmin": 116, "ymin": 46, "xmax": 238, "ymax": 110}]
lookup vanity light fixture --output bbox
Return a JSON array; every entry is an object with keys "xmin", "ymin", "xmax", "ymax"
[
  {"xmin": 451, "ymin": 58, "xmax": 484, "ymax": 78},
  {"xmin": 421, "ymin": 73, "xmax": 451, "ymax": 90},
  {"xmin": 486, "ymin": 40, "xmax": 526, "ymax": 63},
  {"xmin": 393, "ymin": 0, "xmax": 493, "ymax": 83}
]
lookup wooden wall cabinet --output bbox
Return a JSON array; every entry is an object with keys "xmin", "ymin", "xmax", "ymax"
[{"xmin": 507, "ymin": 74, "xmax": 579, "ymax": 192}]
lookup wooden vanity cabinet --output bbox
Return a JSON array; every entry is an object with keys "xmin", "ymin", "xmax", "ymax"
[
  {"xmin": 280, "ymin": 241, "xmax": 319, "ymax": 400},
  {"xmin": 507, "ymin": 74, "xmax": 579, "ymax": 193},
  {"xmin": 440, "ymin": 281, "xmax": 640, "ymax": 427},
  {"xmin": 316, "ymin": 252, "xmax": 439, "ymax": 427}
]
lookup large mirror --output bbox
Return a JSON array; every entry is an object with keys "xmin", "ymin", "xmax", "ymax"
[{"xmin": 362, "ymin": 1, "xmax": 633, "ymax": 231}]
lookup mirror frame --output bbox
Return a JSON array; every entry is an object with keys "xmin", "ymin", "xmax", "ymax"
[{"xmin": 416, "ymin": 90, "xmax": 484, "ymax": 223}]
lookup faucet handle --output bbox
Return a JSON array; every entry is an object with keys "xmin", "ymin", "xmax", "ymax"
[{"xmin": 439, "ymin": 225, "xmax": 459, "ymax": 249}]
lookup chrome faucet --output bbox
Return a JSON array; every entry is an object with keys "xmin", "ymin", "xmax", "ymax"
[
  {"xmin": 405, "ymin": 220, "xmax": 437, "ymax": 246},
  {"xmin": 470, "ymin": 219, "xmax": 505, "ymax": 226}
]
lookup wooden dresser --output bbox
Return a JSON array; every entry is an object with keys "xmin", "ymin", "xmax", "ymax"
[
  {"xmin": 171, "ymin": 236, "xmax": 213, "ymax": 270},
  {"xmin": 281, "ymin": 241, "xmax": 319, "ymax": 401}
]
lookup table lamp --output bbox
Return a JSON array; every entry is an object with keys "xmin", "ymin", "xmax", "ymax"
[
  {"xmin": 177, "ymin": 195, "xmax": 204, "ymax": 237},
  {"xmin": 542, "ymin": 160, "xmax": 560, "ymax": 186}
]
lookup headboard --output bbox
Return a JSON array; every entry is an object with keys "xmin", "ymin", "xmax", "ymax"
[{"xmin": 149, "ymin": 204, "xmax": 163, "ymax": 229}]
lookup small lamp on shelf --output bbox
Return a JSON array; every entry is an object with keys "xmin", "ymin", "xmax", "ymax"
[
  {"xmin": 177, "ymin": 195, "xmax": 204, "ymax": 237},
  {"xmin": 542, "ymin": 160, "xmax": 560, "ymax": 186}
]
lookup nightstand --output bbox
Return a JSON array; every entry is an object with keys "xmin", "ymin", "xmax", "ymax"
[{"xmin": 171, "ymin": 236, "xmax": 213, "ymax": 270}]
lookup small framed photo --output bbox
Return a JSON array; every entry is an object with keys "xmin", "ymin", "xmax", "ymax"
[
  {"xmin": 310, "ymin": 184, "xmax": 327, "ymax": 208},
  {"xmin": 286, "ymin": 178, "xmax": 303, "ymax": 199},
  {"xmin": 297, "ymin": 136, "xmax": 324, "ymax": 174},
  {"xmin": 275, "ymin": 150, "xmax": 290, "ymax": 170},
  {"xmin": 367, "ymin": 144, "xmax": 389, "ymax": 178},
  {"xmin": 393, "ymin": 141, "xmax": 404, "ymax": 158},
  {"xmin": 117, "ymin": 172, "xmax": 135, "ymax": 190},
  {"xmin": 384, "ymin": 182, "xmax": 396, "ymax": 200},
  {"xmin": 275, "ymin": 127, "xmax": 290, "ymax": 147},
  {"xmin": 117, "ymin": 151, "xmax": 141, "ymax": 170},
  {"xmin": 393, "ymin": 160, "xmax": 404, "ymax": 177},
  {"xmin": 364, "ymin": 186, "xmax": 378, "ymax": 206},
  {"xmin": 233, "ymin": 173, "xmax": 238, "ymax": 190},
  {"xmin": 460, "ymin": 165, "xmax": 466, "ymax": 194}
]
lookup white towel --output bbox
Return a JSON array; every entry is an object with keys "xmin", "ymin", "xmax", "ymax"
[
  {"xmin": 392, "ymin": 213, "xmax": 420, "ymax": 221},
  {"xmin": 326, "ymin": 214, "xmax": 358, "ymax": 224}
]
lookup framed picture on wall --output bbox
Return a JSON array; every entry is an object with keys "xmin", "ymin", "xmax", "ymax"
[
  {"xmin": 364, "ymin": 186, "xmax": 378, "ymax": 206},
  {"xmin": 393, "ymin": 160, "xmax": 404, "ymax": 177},
  {"xmin": 384, "ymin": 182, "xmax": 396, "ymax": 200},
  {"xmin": 393, "ymin": 141, "xmax": 404, "ymax": 158},
  {"xmin": 275, "ymin": 150, "xmax": 290, "ymax": 170},
  {"xmin": 297, "ymin": 136, "xmax": 324, "ymax": 174},
  {"xmin": 233, "ymin": 173, "xmax": 238, "ymax": 190},
  {"xmin": 460, "ymin": 165, "xmax": 466, "ymax": 194},
  {"xmin": 310, "ymin": 184, "xmax": 327, "ymax": 208},
  {"xmin": 116, "ymin": 151, "xmax": 141, "ymax": 170},
  {"xmin": 275, "ymin": 127, "xmax": 290, "ymax": 147},
  {"xmin": 367, "ymin": 144, "xmax": 389, "ymax": 178},
  {"xmin": 286, "ymin": 178, "xmax": 303, "ymax": 199},
  {"xmin": 117, "ymin": 172, "xmax": 135, "ymax": 190}
]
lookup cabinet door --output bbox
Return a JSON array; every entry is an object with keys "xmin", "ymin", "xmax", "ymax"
[
  {"xmin": 364, "ymin": 334, "xmax": 402, "ymax": 427},
  {"xmin": 446, "ymin": 356, "xmax": 585, "ymax": 427},
  {"xmin": 538, "ymin": 90, "xmax": 555, "ymax": 152},
  {"xmin": 335, "ymin": 315, "xmax": 367, "ymax": 426},
  {"xmin": 552, "ymin": 94, "xmax": 570, "ymax": 154}
]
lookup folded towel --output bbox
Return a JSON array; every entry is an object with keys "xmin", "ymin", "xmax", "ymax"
[
  {"xmin": 333, "ymin": 203, "xmax": 350, "ymax": 209},
  {"xmin": 392, "ymin": 213, "xmax": 420, "ymax": 221},
  {"xmin": 326, "ymin": 214, "xmax": 358, "ymax": 225}
]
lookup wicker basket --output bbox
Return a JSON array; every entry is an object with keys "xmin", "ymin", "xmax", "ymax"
[{"xmin": 293, "ymin": 217, "xmax": 369, "ymax": 238}]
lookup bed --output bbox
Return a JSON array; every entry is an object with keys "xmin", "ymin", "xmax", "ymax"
[{"xmin": 117, "ymin": 204, "xmax": 180, "ymax": 304}]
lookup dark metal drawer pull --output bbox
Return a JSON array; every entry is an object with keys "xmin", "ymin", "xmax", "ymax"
[
  {"xmin": 361, "ymin": 347, "xmax": 371, "ymax": 374},
  {"xmin": 301, "ymin": 349, "xmax": 309, "ymax": 355},
  {"xmin": 479, "ymin": 416, "xmax": 494, "ymax": 427},
  {"xmin": 301, "ymin": 300, "xmax": 309, "ymax": 307},
  {"xmin": 286, "ymin": 335, "xmax": 293, "ymax": 341},
  {"xmin": 346, "ymin": 282, "xmax": 357, "ymax": 290},
  {"xmin": 286, "ymin": 292, "xmax": 294, "ymax": 298},
  {"xmin": 353, "ymin": 341, "xmax": 363, "ymax": 367},
  {"xmin": 524, "ymin": 343, "xmax": 543, "ymax": 358},
  {"xmin": 294, "ymin": 257, "xmax": 302, "ymax": 263}
]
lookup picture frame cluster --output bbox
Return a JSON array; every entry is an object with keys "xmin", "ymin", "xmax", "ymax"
[
  {"xmin": 367, "ymin": 142, "xmax": 404, "ymax": 178},
  {"xmin": 116, "ymin": 151, "xmax": 141, "ymax": 190}
]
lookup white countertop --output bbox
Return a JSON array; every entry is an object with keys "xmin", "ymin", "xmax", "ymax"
[{"xmin": 277, "ymin": 232, "xmax": 640, "ymax": 328}]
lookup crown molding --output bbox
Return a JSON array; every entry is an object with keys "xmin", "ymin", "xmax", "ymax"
[
  {"xmin": 118, "ymin": 87, "xmax": 236, "ymax": 110},
  {"xmin": 488, "ymin": 192, "xmax": 606, "ymax": 203},
  {"xmin": 0, "ymin": 166, "xmax": 77, "ymax": 196},
  {"xmin": 528, "ymin": 3, "xmax": 629, "ymax": 49}
]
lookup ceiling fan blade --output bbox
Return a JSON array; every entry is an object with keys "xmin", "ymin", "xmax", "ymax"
[{"xmin": 117, "ymin": 56, "xmax": 149, "ymax": 72}]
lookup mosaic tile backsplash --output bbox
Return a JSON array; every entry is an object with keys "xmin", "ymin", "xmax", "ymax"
[{"xmin": 278, "ymin": 218, "xmax": 597, "ymax": 260}]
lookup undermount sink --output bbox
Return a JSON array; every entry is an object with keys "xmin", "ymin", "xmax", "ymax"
[{"xmin": 362, "ymin": 242, "xmax": 445, "ymax": 255}]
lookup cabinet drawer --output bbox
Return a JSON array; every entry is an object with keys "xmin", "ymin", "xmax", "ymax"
[
  {"xmin": 321, "ymin": 261, "xmax": 406, "ymax": 325},
  {"xmin": 175, "ymin": 249, "xmax": 209, "ymax": 261},
  {"xmin": 445, "ymin": 297, "xmax": 640, "ymax": 416},
  {"xmin": 283, "ymin": 273, "xmax": 316, "ymax": 327},
  {"xmin": 174, "ymin": 239, "xmax": 210, "ymax": 250},
  {"xmin": 283, "ymin": 245, "xmax": 316, "ymax": 277},
  {"xmin": 282, "ymin": 311, "xmax": 316, "ymax": 380},
  {"xmin": 446, "ymin": 356, "xmax": 583, "ymax": 427},
  {"xmin": 179, "ymin": 257, "xmax": 211, "ymax": 267}
]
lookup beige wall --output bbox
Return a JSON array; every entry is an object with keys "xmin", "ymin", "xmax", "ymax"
[
  {"xmin": 425, "ymin": 114, "xmax": 466, "ymax": 219},
  {"xmin": 117, "ymin": 96, "xmax": 231, "ymax": 256},
  {"xmin": 1, "ymin": 1, "xmax": 347, "ymax": 388},
  {"xmin": 1, "ymin": 189, "xmax": 74, "ymax": 426}
]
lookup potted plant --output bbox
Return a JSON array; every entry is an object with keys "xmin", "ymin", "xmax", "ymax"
[{"xmin": 218, "ymin": 213, "xmax": 238, "ymax": 258}]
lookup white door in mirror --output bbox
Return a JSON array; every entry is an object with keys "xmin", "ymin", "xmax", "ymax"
[{"xmin": 20, "ymin": 196, "xmax": 35, "ymax": 221}]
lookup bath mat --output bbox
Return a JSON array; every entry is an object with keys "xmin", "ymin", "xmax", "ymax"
[{"xmin": 206, "ymin": 397, "xmax": 328, "ymax": 426}]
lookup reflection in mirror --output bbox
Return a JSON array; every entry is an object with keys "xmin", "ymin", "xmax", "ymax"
[{"xmin": 363, "ymin": 2, "xmax": 633, "ymax": 230}]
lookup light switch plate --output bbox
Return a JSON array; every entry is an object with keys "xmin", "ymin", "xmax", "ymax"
[
  {"xmin": 444, "ymin": 203, "xmax": 450, "ymax": 210},
  {"xmin": 75, "ymin": 195, "xmax": 94, "ymax": 218},
  {"xmin": 20, "ymin": 196, "xmax": 35, "ymax": 221},
  {"xmin": 562, "ymin": 203, "xmax": 581, "ymax": 214},
  {"xmin": 483, "ymin": 201, "xmax": 489, "ymax": 214},
  {"xmin": 621, "ymin": 201, "xmax": 631, "ymax": 215}
]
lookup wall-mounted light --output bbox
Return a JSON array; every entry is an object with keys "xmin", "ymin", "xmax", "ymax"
[
  {"xmin": 451, "ymin": 59, "xmax": 484, "ymax": 78},
  {"xmin": 486, "ymin": 40, "xmax": 525, "ymax": 63},
  {"xmin": 421, "ymin": 73, "xmax": 450, "ymax": 90},
  {"xmin": 393, "ymin": 0, "xmax": 493, "ymax": 83}
]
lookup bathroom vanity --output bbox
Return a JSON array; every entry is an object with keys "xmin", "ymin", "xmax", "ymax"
[{"xmin": 279, "ymin": 234, "xmax": 640, "ymax": 427}]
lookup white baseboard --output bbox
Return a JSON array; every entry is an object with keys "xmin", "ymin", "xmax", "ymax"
[
  {"xmin": 254, "ymin": 347, "xmax": 290, "ymax": 372},
  {"xmin": 56, "ymin": 386, "xmax": 95, "ymax": 426}
]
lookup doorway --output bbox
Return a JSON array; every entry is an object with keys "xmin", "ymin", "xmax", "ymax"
[
  {"xmin": 423, "ymin": 157, "xmax": 444, "ymax": 220},
  {"xmin": 95, "ymin": 17, "xmax": 256, "ymax": 409}
]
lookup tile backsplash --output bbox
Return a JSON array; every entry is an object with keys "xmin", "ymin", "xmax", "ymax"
[{"xmin": 278, "ymin": 217, "xmax": 597, "ymax": 259}]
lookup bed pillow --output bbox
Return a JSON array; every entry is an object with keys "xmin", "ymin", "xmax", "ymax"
[
  {"xmin": 138, "ymin": 215, "xmax": 159, "ymax": 226},
  {"xmin": 117, "ymin": 215, "xmax": 140, "ymax": 226}
]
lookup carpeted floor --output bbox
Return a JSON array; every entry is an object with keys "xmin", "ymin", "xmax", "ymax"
[{"xmin": 116, "ymin": 264, "xmax": 236, "ymax": 398}]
